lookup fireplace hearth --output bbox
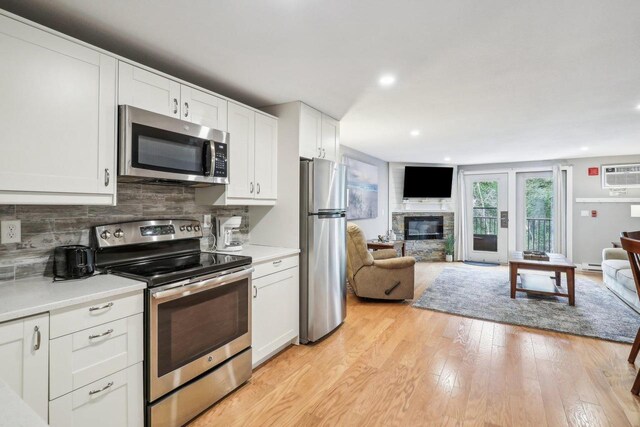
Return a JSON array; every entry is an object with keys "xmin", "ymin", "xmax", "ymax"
[{"xmin": 404, "ymin": 216, "xmax": 444, "ymax": 240}]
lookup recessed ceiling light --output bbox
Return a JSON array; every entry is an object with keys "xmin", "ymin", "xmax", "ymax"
[
  {"xmin": 580, "ymin": 146, "xmax": 589, "ymax": 151},
  {"xmin": 444, "ymin": 157, "xmax": 451, "ymax": 162},
  {"xmin": 378, "ymin": 74, "xmax": 396, "ymax": 87},
  {"xmin": 636, "ymin": 104, "xmax": 640, "ymax": 110},
  {"xmin": 410, "ymin": 130, "xmax": 420, "ymax": 137}
]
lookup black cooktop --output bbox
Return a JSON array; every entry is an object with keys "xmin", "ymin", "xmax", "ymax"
[{"xmin": 105, "ymin": 251, "xmax": 252, "ymax": 287}]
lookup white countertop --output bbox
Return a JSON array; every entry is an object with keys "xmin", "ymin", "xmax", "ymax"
[
  {"xmin": 213, "ymin": 244, "xmax": 300, "ymax": 264},
  {"xmin": 0, "ymin": 380, "xmax": 47, "ymax": 427},
  {"xmin": 0, "ymin": 274, "xmax": 146, "ymax": 323}
]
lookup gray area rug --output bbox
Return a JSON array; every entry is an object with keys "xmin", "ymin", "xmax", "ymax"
[{"xmin": 413, "ymin": 267, "xmax": 640, "ymax": 343}]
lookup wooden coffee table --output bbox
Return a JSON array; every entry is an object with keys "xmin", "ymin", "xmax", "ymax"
[{"xmin": 509, "ymin": 252, "xmax": 577, "ymax": 305}]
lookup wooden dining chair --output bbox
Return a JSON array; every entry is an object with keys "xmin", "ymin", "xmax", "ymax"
[{"xmin": 620, "ymin": 231, "xmax": 640, "ymax": 395}]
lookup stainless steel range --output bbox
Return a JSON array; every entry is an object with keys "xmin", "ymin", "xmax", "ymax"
[{"xmin": 92, "ymin": 219, "xmax": 253, "ymax": 427}]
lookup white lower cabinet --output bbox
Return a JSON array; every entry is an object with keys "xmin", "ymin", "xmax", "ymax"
[
  {"xmin": 252, "ymin": 256, "xmax": 299, "ymax": 367},
  {"xmin": 49, "ymin": 363, "xmax": 143, "ymax": 427},
  {"xmin": 0, "ymin": 313, "xmax": 49, "ymax": 421},
  {"xmin": 49, "ymin": 290, "xmax": 144, "ymax": 426}
]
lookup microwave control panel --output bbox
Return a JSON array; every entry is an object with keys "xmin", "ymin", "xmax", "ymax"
[{"xmin": 213, "ymin": 143, "xmax": 228, "ymax": 178}]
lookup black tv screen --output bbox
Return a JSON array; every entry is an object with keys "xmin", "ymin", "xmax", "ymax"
[{"xmin": 402, "ymin": 166, "xmax": 453, "ymax": 198}]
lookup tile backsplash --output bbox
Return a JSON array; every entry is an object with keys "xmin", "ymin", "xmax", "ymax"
[{"xmin": 0, "ymin": 183, "xmax": 248, "ymax": 281}]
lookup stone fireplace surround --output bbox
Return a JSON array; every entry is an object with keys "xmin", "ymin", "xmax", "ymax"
[{"xmin": 392, "ymin": 211, "xmax": 454, "ymax": 261}]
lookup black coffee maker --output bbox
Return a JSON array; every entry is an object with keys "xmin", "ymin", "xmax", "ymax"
[{"xmin": 53, "ymin": 245, "xmax": 95, "ymax": 280}]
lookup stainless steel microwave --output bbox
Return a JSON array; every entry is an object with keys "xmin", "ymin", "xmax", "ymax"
[{"xmin": 118, "ymin": 105, "xmax": 229, "ymax": 186}]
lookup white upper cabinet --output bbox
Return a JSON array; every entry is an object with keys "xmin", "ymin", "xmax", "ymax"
[
  {"xmin": 298, "ymin": 103, "xmax": 340, "ymax": 161},
  {"xmin": 299, "ymin": 103, "xmax": 322, "ymax": 159},
  {"xmin": 0, "ymin": 15, "xmax": 117, "ymax": 204},
  {"xmin": 196, "ymin": 105, "xmax": 278, "ymax": 206},
  {"xmin": 119, "ymin": 62, "xmax": 228, "ymax": 131},
  {"xmin": 118, "ymin": 62, "xmax": 180, "ymax": 118},
  {"xmin": 180, "ymin": 86, "xmax": 228, "ymax": 131},
  {"xmin": 0, "ymin": 314, "xmax": 49, "ymax": 422},
  {"xmin": 226, "ymin": 103, "xmax": 256, "ymax": 199},
  {"xmin": 254, "ymin": 114, "xmax": 278, "ymax": 200},
  {"xmin": 321, "ymin": 114, "xmax": 340, "ymax": 162}
]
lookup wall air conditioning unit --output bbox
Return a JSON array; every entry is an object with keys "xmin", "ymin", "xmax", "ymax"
[{"xmin": 602, "ymin": 164, "xmax": 640, "ymax": 188}]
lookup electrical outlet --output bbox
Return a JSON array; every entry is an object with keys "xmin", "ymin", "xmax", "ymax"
[
  {"xmin": 1, "ymin": 220, "xmax": 21, "ymax": 244},
  {"xmin": 203, "ymin": 214, "xmax": 212, "ymax": 229}
]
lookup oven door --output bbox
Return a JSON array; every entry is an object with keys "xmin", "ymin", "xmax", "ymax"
[
  {"xmin": 119, "ymin": 105, "xmax": 229, "ymax": 185},
  {"xmin": 148, "ymin": 266, "xmax": 252, "ymax": 401}
]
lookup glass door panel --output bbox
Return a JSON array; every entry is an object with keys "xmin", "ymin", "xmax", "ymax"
[
  {"xmin": 516, "ymin": 172, "xmax": 553, "ymax": 253},
  {"xmin": 472, "ymin": 181, "xmax": 498, "ymax": 252}
]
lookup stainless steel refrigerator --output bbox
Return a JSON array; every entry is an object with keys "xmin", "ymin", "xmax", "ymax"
[{"xmin": 300, "ymin": 158, "xmax": 347, "ymax": 343}]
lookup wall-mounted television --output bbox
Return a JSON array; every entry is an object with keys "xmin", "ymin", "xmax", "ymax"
[{"xmin": 402, "ymin": 166, "xmax": 453, "ymax": 198}]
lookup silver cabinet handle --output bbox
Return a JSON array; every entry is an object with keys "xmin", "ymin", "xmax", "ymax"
[
  {"xmin": 322, "ymin": 148, "xmax": 326, "ymax": 158},
  {"xmin": 33, "ymin": 326, "xmax": 41, "ymax": 351},
  {"xmin": 89, "ymin": 381, "xmax": 113, "ymax": 396},
  {"xmin": 253, "ymin": 285, "xmax": 257, "ymax": 298},
  {"xmin": 273, "ymin": 260, "xmax": 282, "ymax": 266},
  {"xmin": 173, "ymin": 98, "xmax": 178, "ymax": 114},
  {"xmin": 184, "ymin": 102, "xmax": 189, "ymax": 117},
  {"xmin": 256, "ymin": 183, "xmax": 260, "ymax": 194},
  {"xmin": 250, "ymin": 182, "xmax": 254, "ymax": 193},
  {"xmin": 89, "ymin": 302, "xmax": 113, "ymax": 312},
  {"xmin": 104, "ymin": 168, "xmax": 110, "ymax": 187},
  {"xmin": 89, "ymin": 328, "xmax": 114, "ymax": 340},
  {"xmin": 318, "ymin": 147, "xmax": 322, "ymax": 158}
]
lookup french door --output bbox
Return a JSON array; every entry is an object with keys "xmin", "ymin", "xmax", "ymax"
[{"xmin": 464, "ymin": 173, "xmax": 509, "ymax": 263}]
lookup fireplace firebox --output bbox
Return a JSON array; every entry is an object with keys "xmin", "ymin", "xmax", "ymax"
[{"xmin": 404, "ymin": 216, "xmax": 444, "ymax": 240}]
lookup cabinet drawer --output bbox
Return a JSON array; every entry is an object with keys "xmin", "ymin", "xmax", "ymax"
[
  {"xmin": 50, "ymin": 313, "xmax": 143, "ymax": 399},
  {"xmin": 253, "ymin": 255, "xmax": 299, "ymax": 279},
  {"xmin": 49, "ymin": 363, "xmax": 143, "ymax": 427},
  {"xmin": 50, "ymin": 291, "xmax": 143, "ymax": 339}
]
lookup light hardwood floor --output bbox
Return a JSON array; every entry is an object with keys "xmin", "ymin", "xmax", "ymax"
[{"xmin": 191, "ymin": 262, "xmax": 640, "ymax": 426}]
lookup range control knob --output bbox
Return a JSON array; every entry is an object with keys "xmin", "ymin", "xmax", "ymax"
[
  {"xmin": 186, "ymin": 225, "xmax": 193, "ymax": 232},
  {"xmin": 180, "ymin": 225, "xmax": 186, "ymax": 232},
  {"xmin": 194, "ymin": 225, "xmax": 201, "ymax": 232},
  {"xmin": 114, "ymin": 229, "xmax": 124, "ymax": 238},
  {"xmin": 100, "ymin": 230, "xmax": 111, "ymax": 240}
]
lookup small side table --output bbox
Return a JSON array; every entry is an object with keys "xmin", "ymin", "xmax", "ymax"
[{"xmin": 367, "ymin": 240, "xmax": 406, "ymax": 257}]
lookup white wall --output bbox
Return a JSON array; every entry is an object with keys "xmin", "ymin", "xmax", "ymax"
[
  {"xmin": 340, "ymin": 145, "xmax": 389, "ymax": 239},
  {"xmin": 571, "ymin": 155, "xmax": 640, "ymax": 265}
]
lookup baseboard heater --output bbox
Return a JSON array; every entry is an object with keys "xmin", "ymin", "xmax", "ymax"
[{"xmin": 580, "ymin": 262, "xmax": 602, "ymax": 272}]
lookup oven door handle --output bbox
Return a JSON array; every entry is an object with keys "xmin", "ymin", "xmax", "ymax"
[{"xmin": 151, "ymin": 267, "xmax": 254, "ymax": 300}]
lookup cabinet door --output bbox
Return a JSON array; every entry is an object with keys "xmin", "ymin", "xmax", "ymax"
[
  {"xmin": 0, "ymin": 16, "xmax": 116, "ymax": 199},
  {"xmin": 252, "ymin": 267, "xmax": 299, "ymax": 366},
  {"xmin": 181, "ymin": 85, "xmax": 228, "ymax": 131},
  {"xmin": 0, "ymin": 314, "xmax": 49, "ymax": 421},
  {"xmin": 299, "ymin": 103, "xmax": 322, "ymax": 159},
  {"xmin": 49, "ymin": 363, "xmax": 143, "ymax": 427},
  {"xmin": 226, "ymin": 103, "xmax": 255, "ymax": 199},
  {"xmin": 321, "ymin": 115, "xmax": 340, "ymax": 162},
  {"xmin": 254, "ymin": 114, "xmax": 278, "ymax": 200},
  {"xmin": 118, "ymin": 62, "xmax": 180, "ymax": 118}
]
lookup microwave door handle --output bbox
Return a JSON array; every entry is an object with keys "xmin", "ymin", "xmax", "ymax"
[{"xmin": 203, "ymin": 141, "xmax": 212, "ymax": 176}]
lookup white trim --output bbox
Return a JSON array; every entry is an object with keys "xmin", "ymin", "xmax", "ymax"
[
  {"xmin": 564, "ymin": 166, "xmax": 573, "ymax": 261},
  {"xmin": 462, "ymin": 166, "xmax": 553, "ymax": 175},
  {"xmin": 507, "ymin": 170, "xmax": 517, "ymax": 253},
  {"xmin": 575, "ymin": 197, "xmax": 640, "ymax": 203}
]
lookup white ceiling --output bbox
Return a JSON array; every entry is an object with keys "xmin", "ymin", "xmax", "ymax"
[{"xmin": 2, "ymin": 0, "xmax": 639, "ymax": 164}]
